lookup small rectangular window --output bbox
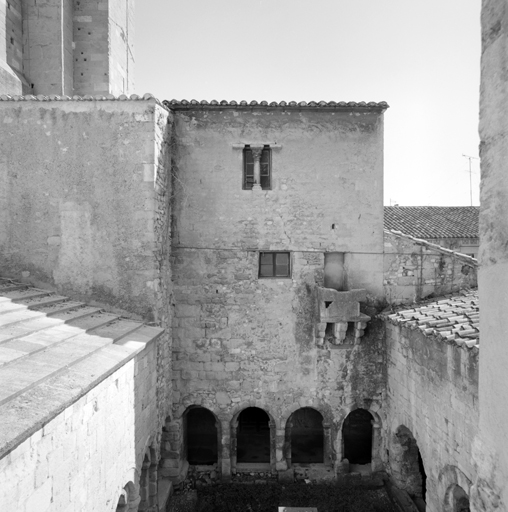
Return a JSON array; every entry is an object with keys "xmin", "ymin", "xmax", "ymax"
[
  {"xmin": 259, "ymin": 252, "xmax": 290, "ymax": 278},
  {"xmin": 260, "ymin": 145, "xmax": 271, "ymax": 190},
  {"xmin": 243, "ymin": 145, "xmax": 254, "ymax": 190}
]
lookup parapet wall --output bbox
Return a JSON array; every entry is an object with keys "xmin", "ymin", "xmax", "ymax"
[
  {"xmin": 384, "ymin": 230, "xmax": 478, "ymax": 304},
  {"xmin": 0, "ymin": 97, "xmax": 171, "ymax": 321}
]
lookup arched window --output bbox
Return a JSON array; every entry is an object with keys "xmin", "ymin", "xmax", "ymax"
[
  {"xmin": 186, "ymin": 407, "xmax": 218, "ymax": 465},
  {"xmin": 237, "ymin": 407, "xmax": 270, "ymax": 463},
  {"xmin": 445, "ymin": 484, "xmax": 470, "ymax": 512},
  {"xmin": 289, "ymin": 408, "xmax": 324, "ymax": 463},
  {"xmin": 342, "ymin": 408, "xmax": 373, "ymax": 465}
]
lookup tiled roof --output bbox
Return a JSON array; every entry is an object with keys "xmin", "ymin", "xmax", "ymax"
[
  {"xmin": 163, "ymin": 99, "xmax": 389, "ymax": 111},
  {"xmin": 384, "ymin": 206, "xmax": 479, "ymax": 239},
  {"xmin": 0, "ymin": 93, "xmax": 158, "ymax": 102},
  {"xmin": 0, "ymin": 278, "xmax": 163, "ymax": 457},
  {"xmin": 384, "ymin": 229, "xmax": 478, "ymax": 266},
  {"xmin": 386, "ymin": 290, "xmax": 479, "ymax": 350}
]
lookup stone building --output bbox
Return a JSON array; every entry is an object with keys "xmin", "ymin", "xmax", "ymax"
[
  {"xmin": 384, "ymin": 206, "xmax": 479, "ymax": 258},
  {"xmin": 0, "ymin": 1, "xmax": 507, "ymax": 511}
]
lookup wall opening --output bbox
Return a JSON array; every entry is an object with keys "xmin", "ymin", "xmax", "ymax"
[
  {"xmin": 390, "ymin": 426, "xmax": 426, "ymax": 502},
  {"xmin": 115, "ymin": 493, "xmax": 127, "ymax": 512},
  {"xmin": 138, "ymin": 453, "xmax": 151, "ymax": 511},
  {"xmin": 186, "ymin": 407, "xmax": 218, "ymax": 465},
  {"xmin": 324, "ymin": 252, "xmax": 345, "ymax": 290},
  {"xmin": 237, "ymin": 407, "xmax": 270, "ymax": 463},
  {"xmin": 289, "ymin": 407, "xmax": 324, "ymax": 464},
  {"xmin": 342, "ymin": 409, "xmax": 373, "ymax": 465},
  {"xmin": 446, "ymin": 484, "xmax": 470, "ymax": 512}
]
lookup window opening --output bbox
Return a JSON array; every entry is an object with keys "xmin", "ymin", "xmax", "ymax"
[
  {"xmin": 237, "ymin": 407, "xmax": 270, "ymax": 463},
  {"xmin": 290, "ymin": 408, "xmax": 324, "ymax": 463},
  {"xmin": 342, "ymin": 408, "xmax": 373, "ymax": 465},
  {"xmin": 259, "ymin": 252, "xmax": 290, "ymax": 278},
  {"xmin": 243, "ymin": 145, "xmax": 271, "ymax": 190},
  {"xmin": 187, "ymin": 407, "xmax": 218, "ymax": 465}
]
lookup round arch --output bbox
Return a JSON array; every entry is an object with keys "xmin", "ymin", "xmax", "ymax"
[
  {"xmin": 184, "ymin": 405, "xmax": 221, "ymax": 466},
  {"xmin": 439, "ymin": 465, "xmax": 472, "ymax": 512},
  {"xmin": 337, "ymin": 404, "xmax": 383, "ymax": 473},
  {"xmin": 230, "ymin": 404, "xmax": 277, "ymax": 474}
]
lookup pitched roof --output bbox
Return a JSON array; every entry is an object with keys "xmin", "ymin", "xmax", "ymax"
[
  {"xmin": 0, "ymin": 278, "xmax": 163, "ymax": 458},
  {"xmin": 386, "ymin": 290, "xmax": 479, "ymax": 350},
  {"xmin": 384, "ymin": 206, "xmax": 479, "ymax": 239},
  {"xmin": 163, "ymin": 99, "xmax": 389, "ymax": 112}
]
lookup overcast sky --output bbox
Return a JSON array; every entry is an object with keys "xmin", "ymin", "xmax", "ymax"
[{"xmin": 135, "ymin": 0, "xmax": 481, "ymax": 207}]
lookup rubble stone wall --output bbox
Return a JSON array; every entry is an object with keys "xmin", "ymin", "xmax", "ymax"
[
  {"xmin": 168, "ymin": 107, "xmax": 387, "ymax": 480},
  {"xmin": 0, "ymin": 342, "xmax": 158, "ymax": 512},
  {"xmin": 385, "ymin": 321, "xmax": 479, "ymax": 512},
  {"xmin": 384, "ymin": 231, "xmax": 478, "ymax": 304}
]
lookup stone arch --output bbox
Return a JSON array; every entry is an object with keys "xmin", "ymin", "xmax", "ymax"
[
  {"xmin": 439, "ymin": 465, "xmax": 472, "ymax": 512},
  {"xmin": 230, "ymin": 404, "xmax": 277, "ymax": 474},
  {"xmin": 337, "ymin": 405, "xmax": 383, "ymax": 473},
  {"xmin": 389, "ymin": 425, "xmax": 427, "ymax": 501},
  {"xmin": 184, "ymin": 405, "xmax": 221, "ymax": 466},
  {"xmin": 284, "ymin": 407, "xmax": 333, "ymax": 467},
  {"xmin": 137, "ymin": 444, "xmax": 158, "ymax": 512},
  {"xmin": 113, "ymin": 481, "xmax": 138, "ymax": 512}
]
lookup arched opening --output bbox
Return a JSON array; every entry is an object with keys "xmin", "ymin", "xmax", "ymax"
[
  {"xmin": 237, "ymin": 407, "xmax": 270, "ymax": 463},
  {"xmin": 186, "ymin": 407, "xmax": 218, "ymax": 465},
  {"xmin": 342, "ymin": 408, "xmax": 373, "ymax": 465},
  {"xmin": 445, "ymin": 484, "xmax": 470, "ymax": 512},
  {"xmin": 115, "ymin": 492, "xmax": 127, "ymax": 512},
  {"xmin": 390, "ymin": 426, "xmax": 427, "ymax": 506},
  {"xmin": 138, "ymin": 453, "xmax": 151, "ymax": 512},
  {"xmin": 289, "ymin": 407, "xmax": 324, "ymax": 463}
]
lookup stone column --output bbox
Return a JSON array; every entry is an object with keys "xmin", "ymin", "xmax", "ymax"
[
  {"xmin": 371, "ymin": 421, "xmax": 383, "ymax": 472},
  {"xmin": 323, "ymin": 421, "xmax": 333, "ymax": 466},
  {"xmin": 230, "ymin": 419, "xmax": 238, "ymax": 475},
  {"xmin": 269, "ymin": 419, "xmax": 277, "ymax": 474},
  {"xmin": 221, "ymin": 419, "xmax": 231, "ymax": 481},
  {"xmin": 251, "ymin": 147, "xmax": 262, "ymax": 190}
]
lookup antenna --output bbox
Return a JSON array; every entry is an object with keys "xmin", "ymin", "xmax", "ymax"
[{"xmin": 462, "ymin": 154, "xmax": 479, "ymax": 206}]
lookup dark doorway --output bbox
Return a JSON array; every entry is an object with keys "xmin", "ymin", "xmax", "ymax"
[
  {"xmin": 342, "ymin": 408, "xmax": 373, "ymax": 464},
  {"xmin": 187, "ymin": 407, "xmax": 218, "ymax": 465},
  {"xmin": 290, "ymin": 408, "xmax": 324, "ymax": 463},
  {"xmin": 452, "ymin": 485, "xmax": 470, "ymax": 512},
  {"xmin": 237, "ymin": 407, "xmax": 270, "ymax": 463}
]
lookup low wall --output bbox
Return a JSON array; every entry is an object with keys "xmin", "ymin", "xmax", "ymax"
[
  {"xmin": 384, "ymin": 230, "xmax": 477, "ymax": 304},
  {"xmin": 385, "ymin": 321, "xmax": 479, "ymax": 512}
]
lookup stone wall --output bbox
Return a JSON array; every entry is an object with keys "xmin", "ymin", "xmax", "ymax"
[
  {"xmin": 473, "ymin": 0, "xmax": 508, "ymax": 508},
  {"xmin": 384, "ymin": 230, "xmax": 478, "ymax": 304},
  {"xmin": 0, "ymin": 98, "xmax": 169, "ymax": 321},
  {"xmin": 166, "ymin": 105, "xmax": 387, "ymax": 481},
  {"xmin": 0, "ymin": 342, "xmax": 159, "ymax": 512},
  {"xmin": 385, "ymin": 321, "xmax": 479, "ymax": 512}
]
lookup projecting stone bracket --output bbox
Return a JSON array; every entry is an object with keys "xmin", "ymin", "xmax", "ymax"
[{"xmin": 316, "ymin": 287, "xmax": 371, "ymax": 346}]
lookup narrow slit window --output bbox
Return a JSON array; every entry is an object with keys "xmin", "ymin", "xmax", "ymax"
[{"xmin": 259, "ymin": 252, "xmax": 290, "ymax": 278}]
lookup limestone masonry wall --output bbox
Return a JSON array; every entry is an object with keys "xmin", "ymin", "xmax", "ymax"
[
  {"xmin": 0, "ymin": 99, "xmax": 167, "ymax": 321},
  {"xmin": 0, "ymin": 343, "xmax": 158, "ymax": 512},
  {"xmin": 385, "ymin": 321, "xmax": 479, "ymax": 512},
  {"xmin": 384, "ymin": 231, "xmax": 478, "ymax": 304},
  {"xmin": 167, "ymin": 107, "xmax": 387, "ymax": 481}
]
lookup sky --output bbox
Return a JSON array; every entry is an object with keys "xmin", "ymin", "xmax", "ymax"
[{"xmin": 135, "ymin": 0, "xmax": 481, "ymax": 207}]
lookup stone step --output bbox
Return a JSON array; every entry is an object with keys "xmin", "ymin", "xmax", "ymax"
[
  {"xmin": 91, "ymin": 318, "xmax": 145, "ymax": 342},
  {"xmin": 115, "ymin": 324, "xmax": 164, "ymax": 347},
  {"xmin": 48, "ymin": 304, "xmax": 103, "ymax": 323},
  {"xmin": 0, "ymin": 287, "xmax": 53, "ymax": 301},
  {"xmin": 67, "ymin": 311, "xmax": 121, "ymax": 332},
  {"xmin": 19, "ymin": 294, "xmax": 70, "ymax": 310}
]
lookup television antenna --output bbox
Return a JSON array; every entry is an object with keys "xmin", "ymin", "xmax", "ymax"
[{"xmin": 462, "ymin": 154, "xmax": 479, "ymax": 206}]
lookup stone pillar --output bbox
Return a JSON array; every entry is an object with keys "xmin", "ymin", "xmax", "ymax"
[
  {"xmin": 220, "ymin": 419, "xmax": 231, "ymax": 481},
  {"xmin": 251, "ymin": 147, "xmax": 262, "ymax": 190},
  {"xmin": 276, "ymin": 426, "xmax": 288, "ymax": 471},
  {"xmin": 371, "ymin": 421, "xmax": 383, "ymax": 472},
  {"xmin": 230, "ymin": 419, "xmax": 238, "ymax": 475},
  {"xmin": 269, "ymin": 419, "xmax": 277, "ymax": 474},
  {"xmin": 323, "ymin": 421, "xmax": 333, "ymax": 466}
]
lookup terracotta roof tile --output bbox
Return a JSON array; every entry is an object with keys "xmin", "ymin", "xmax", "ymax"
[
  {"xmin": 163, "ymin": 99, "xmax": 389, "ymax": 111},
  {"xmin": 385, "ymin": 290, "xmax": 479, "ymax": 350},
  {"xmin": 384, "ymin": 206, "xmax": 479, "ymax": 239}
]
